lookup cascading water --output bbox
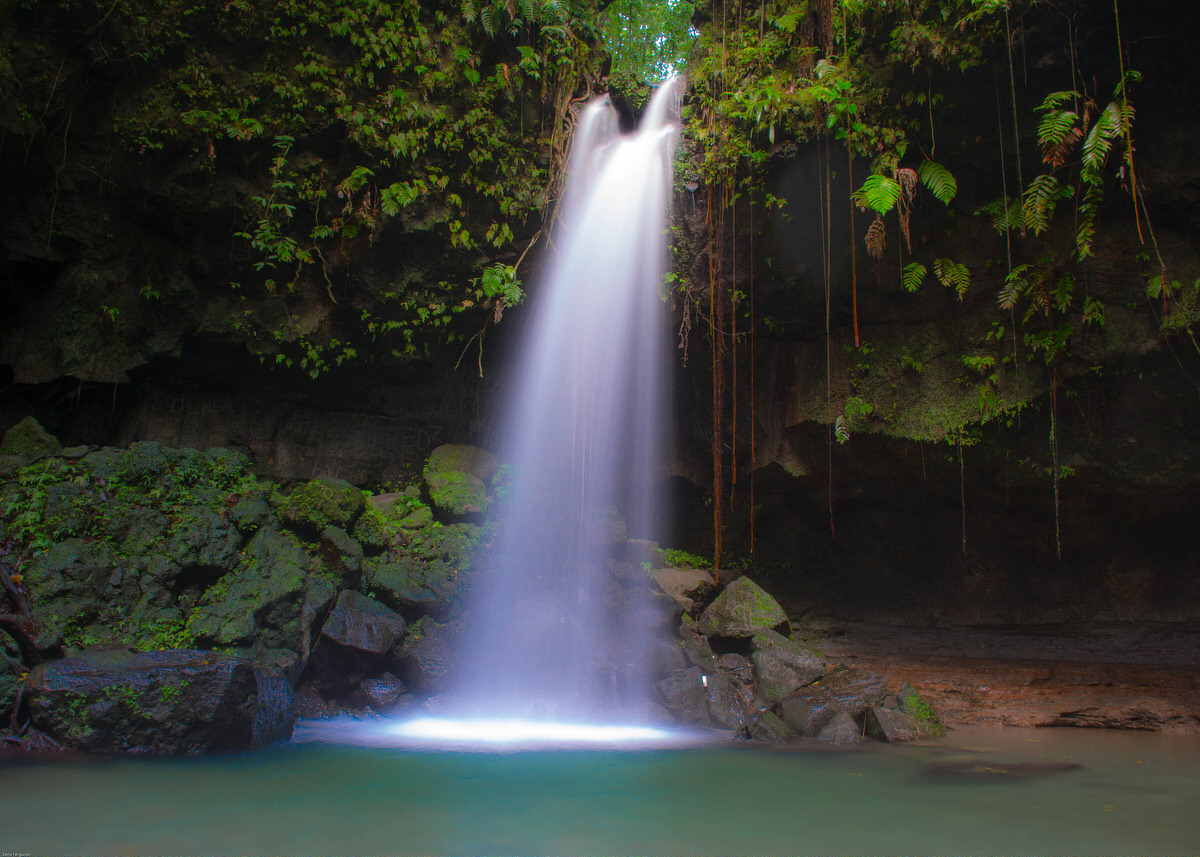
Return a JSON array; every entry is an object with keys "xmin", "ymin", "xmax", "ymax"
[{"xmin": 396, "ymin": 78, "xmax": 682, "ymax": 743}]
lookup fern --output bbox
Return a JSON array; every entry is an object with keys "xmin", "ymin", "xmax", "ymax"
[
  {"xmin": 834, "ymin": 415, "xmax": 850, "ymax": 445},
  {"xmin": 933, "ymin": 258, "xmax": 970, "ymax": 300},
  {"xmin": 978, "ymin": 196, "xmax": 1025, "ymax": 234},
  {"xmin": 1037, "ymin": 90, "xmax": 1080, "ymax": 112},
  {"xmin": 917, "ymin": 160, "xmax": 957, "ymax": 205},
  {"xmin": 1037, "ymin": 109, "xmax": 1081, "ymax": 168},
  {"xmin": 1022, "ymin": 174, "xmax": 1070, "ymax": 236},
  {"xmin": 853, "ymin": 174, "xmax": 902, "ymax": 214},
  {"xmin": 997, "ymin": 265, "xmax": 1030, "ymax": 311},
  {"xmin": 1076, "ymin": 183, "xmax": 1102, "ymax": 258},
  {"xmin": 901, "ymin": 262, "xmax": 927, "ymax": 293},
  {"xmin": 1081, "ymin": 101, "xmax": 1122, "ymax": 182}
]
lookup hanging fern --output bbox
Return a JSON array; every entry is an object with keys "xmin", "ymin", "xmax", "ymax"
[
  {"xmin": 1076, "ymin": 183, "xmax": 1103, "ymax": 258},
  {"xmin": 917, "ymin": 160, "xmax": 957, "ymax": 205},
  {"xmin": 1038, "ymin": 108, "xmax": 1082, "ymax": 168},
  {"xmin": 865, "ymin": 216, "xmax": 886, "ymax": 259},
  {"xmin": 997, "ymin": 264, "xmax": 1031, "ymax": 311},
  {"xmin": 1022, "ymin": 174, "xmax": 1071, "ymax": 236},
  {"xmin": 853, "ymin": 174, "xmax": 902, "ymax": 214},
  {"xmin": 834, "ymin": 415, "xmax": 850, "ymax": 445},
  {"xmin": 901, "ymin": 262, "xmax": 927, "ymax": 293},
  {"xmin": 978, "ymin": 196, "xmax": 1025, "ymax": 234},
  {"xmin": 1081, "ymin": 101, "xmax": 1123, "ymax": 182},
  {"xmin": 934, "ymin": 258, "xmax": 970, "ymax": 300}
]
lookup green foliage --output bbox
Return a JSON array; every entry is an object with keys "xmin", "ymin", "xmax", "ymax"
[
  {"xmin": 917, "ymin": 160, "xmax": 957, "ymax": 205},
  {"xmin": 901, "ymin": 262, "xmax": 927, "ymax": 294},
  {"xmin": 853, "ymin": 174, "xmax": 902, "ymax": 214},
  {"xmin": 602, "ymin": 0, "xmax": 695, "ymax": 90},
  {"xmin": 4, "ymin": 0, "xmax": 602, "ymax": 378},
  {"xmin": 658, "ymin": 547, "xmax": 711, "ymax": 569},
  {"xmin": 933, "ymin": 258, "xmax": 970, "ymax": 300}
]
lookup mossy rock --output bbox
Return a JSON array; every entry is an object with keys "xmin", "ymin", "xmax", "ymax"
[
  {"xmin": 190, "ymin": 528, "xmax": 334, "ymax": 656},
  {"xmin": 366, "ymin": 555, "xmax": 460, "ymax": 619},
  {"xmin": 695, "ymin": 576, "xmax": 790, "ymax": 638},
  {"xmin": 278, "ymin": 477, "xmax": 365, "ymax": 533},
  {"xmin": 896, "ymin": 681, "xmax": 946, "ymax": 738},
  {"xmin": 422, "ymin": 443, "xmax": 498, "ymax": 520},
  {"xmin": 0, "ymin": 416, "xmax": 61, "ymax": 464}
]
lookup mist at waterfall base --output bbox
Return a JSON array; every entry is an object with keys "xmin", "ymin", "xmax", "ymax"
[{"xmin": 391, "ymin": 80, "xmax": 684, "ymax": 747}]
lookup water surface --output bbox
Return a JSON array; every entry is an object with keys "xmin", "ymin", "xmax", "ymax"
[{"xmin": 2, "ymin": 724, "xmax": 1196, "ymax": 856}]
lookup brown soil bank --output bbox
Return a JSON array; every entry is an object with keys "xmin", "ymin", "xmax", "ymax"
[{"xmin": 813, "ymin": 621, "xmax": 1200, "ymax": 734}]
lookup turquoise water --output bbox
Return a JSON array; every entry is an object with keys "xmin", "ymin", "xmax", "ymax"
[{"xmin": 2, "ymin": 723, "xmax": 1197, "ymax": 856}]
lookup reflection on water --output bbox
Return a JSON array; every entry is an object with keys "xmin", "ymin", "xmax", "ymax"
[{"xmin": 1, "ymin": 724, "xmax": 1197, "ymax": 856}]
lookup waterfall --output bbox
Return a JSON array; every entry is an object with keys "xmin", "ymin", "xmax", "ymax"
[{"xmin": 450, "ymin": 78, "xmax": 682, "ymax": 728}]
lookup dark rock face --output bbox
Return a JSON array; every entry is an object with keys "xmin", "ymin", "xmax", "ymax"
[
  {"xmin": 25, "ymin": 647, "xmax": 294, "ymax": 754},
  {"xmin": 307, "ymin": 590, "xmax": 407, "ymax": 695}
]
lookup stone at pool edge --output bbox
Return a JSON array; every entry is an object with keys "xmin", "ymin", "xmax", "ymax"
[
  {"xmin": 24, "ymin": 647, "xmax": 295, "ymax": 754},
  {"xmin": 278, "ymin": 477, "xmax": 365, "ymax": 533}
]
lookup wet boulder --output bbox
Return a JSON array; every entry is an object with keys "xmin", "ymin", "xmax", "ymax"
[
  {"xmin": 817, "ymin": 709, "xmax": 863, "ymax": 745},
  {"xmin": 864, "ymin": 703, "xmax": 921, "ymax": 743},
  {"xmin": 706, "ymin": 672, "xmax": 753, "ymax": 730},
  {"xmin": 423, "ymin": 444, "xmax": 498, "ymax": 520},
  {"xmin": 24, "ymin": 647, "xmax": 294, "ymax": 754},
  {"xmin": 694, "ymin": 576, "xmax": 790, "ymax": 638},
  {"xmin": 750, "ymin": 628, "xmax": 827, "ymax": 703},
  {"xmin": 348, "ymin": 672, "xmax": 411, "ymax": 712},
  {"xmin": 655, "ymin": 666, "xmax": 709, "ymax": 724},
  {"xmin": 393, "ymin": 617, "xmax": 457, "ymax": 693},
  {"xmin": 776, "ymin": 668, "xmax": 889, "ymax": 737},
  {"xmin": 307, "ymin": 590, "xmax": 407, "ymax": 695},
  {"xmin": 747, "ymin": 709, "xmax": 799, "ymax": 743}
]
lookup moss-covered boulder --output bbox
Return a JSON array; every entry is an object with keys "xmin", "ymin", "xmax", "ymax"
[
  {"xmin": 278, "ymin": 477, "xmax": 365, "ymax": 534},
  {"xmin": 0, "ymin": 416, "xmax": 61, "ymax": 469},
  {"xmin": 24, "ymin": 646, "xmax": 294, "ymax": 754},
  {"xmin": 422, "ymin": 443, "xmax": 498, "ymax": 520},
  {"xmin": 695, "ymin": 576, "xmax": 790, "ymax": 638},
  {"xmin": 189, "ymin": 528, "xmax": 336, "ymax": 671},
  {"xmin": 366, "ymin": 555, "xmax": 460, "ymax": 619},
  {"xmin": 895, "ymin": 681, "xmax": 946, "ymax": 738}
]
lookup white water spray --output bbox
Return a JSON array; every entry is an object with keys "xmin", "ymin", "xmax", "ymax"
[{"xmin": 443, "ymin": 78, "xmax": 682, "ymax": 734}]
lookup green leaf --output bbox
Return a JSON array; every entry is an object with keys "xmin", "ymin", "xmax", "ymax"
[
  {"xmin": 933, "ymin": 258, "xmax": 970, "ymax": 300},
  {"xmin": 901, "ymin": 262, "xmax": 927, "ymax": 293},
  {"xmin": 917, "ymin": 161, "xmax": 957, "ymax": 205},
  {"xmin": 853, "ymin": 174, "xmax": 902, "ymax": 214}
]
